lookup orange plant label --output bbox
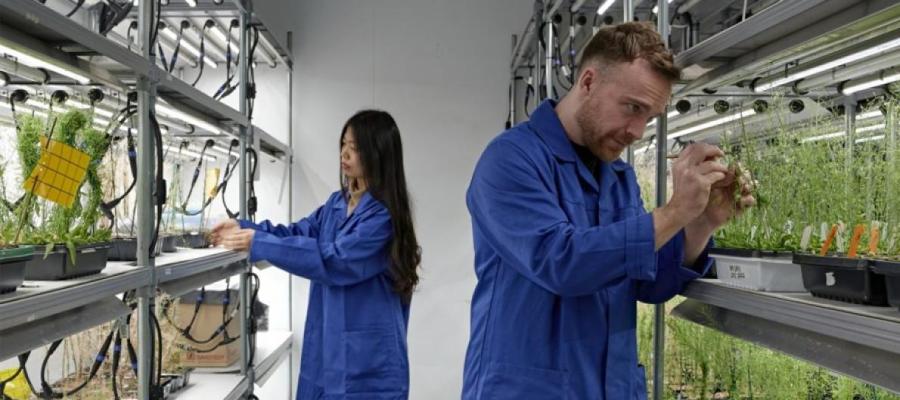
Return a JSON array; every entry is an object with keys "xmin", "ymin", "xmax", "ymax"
[
  {"xmin": 819, "ymin": 224, "xmax": 838, "ymax": 256},
  {"xmin": 847, "ymin": 224, "xmax": 866, "ymax": 259}
]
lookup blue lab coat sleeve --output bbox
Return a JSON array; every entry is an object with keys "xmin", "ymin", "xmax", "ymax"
[
  {"xmin": 467, "ymin": 139, "xmax": 658, "ymax": 297},
  {"xmin": 635, "ymin": 229, "xmax": 713, "ymax": 304},
  {"xmin": 238, "ymin": 205, "xmax": 324, "ymax": 238},
  {"xmin": 246, "ymin": 206, "xmax": 393, "ymax": 286}
]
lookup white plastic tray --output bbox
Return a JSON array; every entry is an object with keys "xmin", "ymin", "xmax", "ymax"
[{"xmin": 712, "ymin": 254, "xmax": 807, "ymax": 292}]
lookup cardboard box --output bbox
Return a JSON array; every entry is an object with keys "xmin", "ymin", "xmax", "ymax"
[{"xmin": 173, "ymin": 289, "xmax": 240, "ymax": 368}]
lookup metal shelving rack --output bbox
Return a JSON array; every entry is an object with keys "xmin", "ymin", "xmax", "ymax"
[
  {"xmin": 509, "ymin": 0, "xmax": 900, "ymax": 399},
  {"xmin": 0, "ymin": 0, "xmax": 293, "ymax": 398}
]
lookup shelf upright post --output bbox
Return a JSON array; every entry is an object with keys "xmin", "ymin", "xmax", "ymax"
[
  {"xmin": 287, "ymin": 29, "xmax": 296, "ymax": 399},
  {"xmin": 652, "ymin": 1, "xmax": 670, "ymax": 399},
  {"xmin": 545, "ymin": 12, "xmax": 554, "ymax": 100},
  {"xmin": 624, "ymin": 0, "xmax": 636, "ymax": 165},
  {"xmin": 510, "ymin": 34, "xmax": 518, "ymax": 126},
  {"xmin": 238, "ymin": 1, "xmax": 255, "ymax": 395},
  {"xmin": 136, "ymin": 0, "xmax": 158, "ymax": 398}
]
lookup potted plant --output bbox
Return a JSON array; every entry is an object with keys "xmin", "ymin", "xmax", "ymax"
[{"xmin": 14, "ymin": 111, "xmax": 113, "ymax": 280}]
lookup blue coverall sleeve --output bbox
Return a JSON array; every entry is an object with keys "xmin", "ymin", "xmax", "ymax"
[
  {"xmin": 635, "ymin": 229, "xmax": 713, "ymax": 304},
  {"xmin": 238, "ymin": 206, "xmax": 324, "ymax": 238},
  {"xmin": 467, "ymin": 139, "xmax": 659, "ymax": 297},
  {"xmin": 246, "ymin": 207, "xmax": 393, "ymax": 286}
]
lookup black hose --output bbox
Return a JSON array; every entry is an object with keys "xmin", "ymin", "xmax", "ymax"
[{"xmin": 64, "ymin": 0, "xmax": 86, "ymax": 17}]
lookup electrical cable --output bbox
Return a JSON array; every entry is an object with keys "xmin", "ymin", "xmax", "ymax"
[
  {"xmin": 191, "ymin": 21, "xmax": 215, "ymax": 87},
  {"xmin": 168, "ymin": 23, "xmax": 186, "ymax": 73},
  {"xmin": 148, "ymin": 112, "xmax": 166, "ymax": 258},
  {"xmin": 64, "ymin": 0, "xmax": 86, "ymax": 17}
]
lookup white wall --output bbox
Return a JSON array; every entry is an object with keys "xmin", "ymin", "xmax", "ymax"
[{"xmin": 291, "ymin": 1, "xmax": 531, "ymax": 397}]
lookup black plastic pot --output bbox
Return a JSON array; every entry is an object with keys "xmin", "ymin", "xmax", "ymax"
[
  {"xmin": 162, "ymin": 235, "xmax": 178, "ymax": 253},
  {"xmin": 870, "ymin": 259, "xmax": 900, "ymax": 311},
  {"xmin": 794, "ymin": 253, "xmax": 887, "ymax": 306},
  {"xmin": 180, "ymin": 232, "xmax": 210, "ymax": 249},
  {"xmin": 0, "ymin": 246, "xmax": 34, "ymax": 294},
  {"xmin": 24, "ymin": 243, "xmax": 112, "ymax": 280}
]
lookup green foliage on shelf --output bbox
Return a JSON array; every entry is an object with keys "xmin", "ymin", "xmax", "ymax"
[{"xmin": 10, "ymin": 110, "xmax": 112, "ymax": 261}]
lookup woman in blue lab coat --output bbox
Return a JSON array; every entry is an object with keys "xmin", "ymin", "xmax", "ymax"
[{"xmin": 211, "ymin": 110, "xmax": 421, "ymax": 400}]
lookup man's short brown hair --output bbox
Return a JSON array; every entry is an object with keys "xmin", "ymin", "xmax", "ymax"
[{"xmin": 578, "ymin": 22, "xmax": 681, "ymax": 82}]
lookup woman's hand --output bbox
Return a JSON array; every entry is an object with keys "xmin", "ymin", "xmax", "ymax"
[
  {"xmin": 210, "ymin": 219, "xmax": 240, "ymax": 246},
  {"xmin": 220, "ymin": 228, "xmax": 256, "ymax": 252}
]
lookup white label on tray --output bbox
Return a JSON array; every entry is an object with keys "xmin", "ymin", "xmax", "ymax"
[
  {"xmin": 826, "ymin": 272, "xmax": 836, "ymax": 287},
  {"xmin": 800, "ymin": 226, "xmax": 813, "ymax": 250},
  {"xmin": 821, "ymin": 223, "xmax": 829, "ymax": 241},
  {"xmin": 728, "ymin": 264, "xmax": 746, "ymax": 280}
]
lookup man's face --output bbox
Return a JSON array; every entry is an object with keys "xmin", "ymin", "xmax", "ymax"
[{"xmin": 575, "ymin": 58, "xmax": 671, "ymax": 162}]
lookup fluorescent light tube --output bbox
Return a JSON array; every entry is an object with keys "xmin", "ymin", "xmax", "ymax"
[
  {"xmin": 597, "ymin": 0, "xmax": 616, "ymax": 16},
  {"xmin": 856, "ymin": 134, "xmax": 885, "ymax": 144},
  {"xmin": 841, "ymin": 70, "xmax": 900, "ymax": 95},
  {"xmin": 155, "ymin": 103, "xmax": 223, "ymax": 135},
  {"xmin": 211, "ymin": 26, "xmax": 240, "ymax": 54},
  {"xmin": 801, "ymin": 131, "xmax": 845, "ymax": 143},
  {"xmin": 668, "ymin": 109, "xmax": 756, "ymax": 139},
  {"xmin": 0, "ymin": 43, "xmax": 91, "ymax": 84},
  {"xmin": 162, "ymin": 27, "xmax": 217, "ymax": 69},
  {"xmin": 647, "ymin": 110, "xmax": 680, "ymax": 127},
  {"xmin": 857, "ymin": 110, "xmax": 882, "ymax": 121},
  {"xmin": 163, "ymin": 145, "xmax": 216, "ymax": 162},
  {"xmin": 857, "ymin": 123, "xmax": 886, "ymax": 133},
  {"xmin": 755, "ymin": 37, "xmax": 900, "ymax": 92},
  {"xmin": 184, "ymin": 0, "xmax": 197, "ymax": 6}
]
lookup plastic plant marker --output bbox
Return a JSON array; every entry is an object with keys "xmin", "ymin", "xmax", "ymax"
[
  {"xmin": 836, "ymin": 222, "xmax": 847, "ymax": 253},
  {"xmin": 820, "ymin": 224, "xmax": 838, "ymax": 256},
  {"xmin": 847, "ymin": 224, "xmax": 866, "ymax": 259},
  {"xmin": 868, "ymin": 224, "xmax": 881, "ymax": 256},
  {"xmin": 800, "ymin": 226, "xmax": 813, "ymax": 251},
  {"xmin": 821, "ymin": 223, "xmax": 829, "ymax": 243},
  {"xmin": 204, "ymin": 167, "xmax": 221, "ymax": 200}
]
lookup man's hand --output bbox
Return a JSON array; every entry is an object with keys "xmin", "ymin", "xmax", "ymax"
[
  {"xmin": 209, "ymin": 219, "xmax": 240, "ymax": 246},
  {"xmin": 220, "ymin": 228, "xmax": 255, "ymax": 252},
  {"xmin": 692, "ymin": 162, "xmax": 757, "ymax": 233},
  {"xmin": 666, "ymin": 143, "xmax": 730, "ymax": 221},
  {"xmin": 652, "ymin": 143, "xmax": 729, "ymax": 251}
]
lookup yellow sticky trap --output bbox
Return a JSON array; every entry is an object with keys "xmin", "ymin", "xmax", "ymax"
[
  {"xmin": 205, "ymin": 167, "xmax": 221, "ymax": 200},
  {"xmin": 0, "ymin": 366, "xmax": 30, "ymax": 399},
  {"xmin": 23, "ymin": 138, "xmax": 89, "ymax": 208}
]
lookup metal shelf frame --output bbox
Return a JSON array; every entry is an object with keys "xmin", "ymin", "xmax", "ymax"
[
  {"xmin": 674, "ymin": 280, "xmax": 900, "ymax": 393},
  {"xmin": 0, "ymin": 0, "xmax": 294, "ymax": 398}
]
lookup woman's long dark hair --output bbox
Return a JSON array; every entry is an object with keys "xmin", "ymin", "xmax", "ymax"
[{"xmin": 340, "ymin": 110, "xmax": 421, "ymax": 303}]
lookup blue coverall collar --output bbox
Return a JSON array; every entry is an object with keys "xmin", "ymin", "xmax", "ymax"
[
  {"xmin": 332, "ymin": 190, "xmax": 378, "ymax": 215},
  {"xmin": 529, "ymin": 100, "xmax": 632, "ymax": 172}
]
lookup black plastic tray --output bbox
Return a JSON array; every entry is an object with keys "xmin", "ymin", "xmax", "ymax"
[
  {"xmin": 870, "ymin": 259, "xmax": 900, "ymax": 311},
  {"xmin": 0, "ymin": 247, "xmax": 33, "ymax": 294},
  {"xmin": 180, "ymin": 233, "xmax": 210, "ymax": 249},
  {"xmin": 109, "ymin": 238, "xmax": 163, "ymax": 261},
  {"xmin": 24, "ymin": 243, "xmax": 111, "ymax": 281},
  {"xmin": 794, "ymin": 253, "xmax": 887, "ymax": 306},
  {"xmin": 162, "ymin": 235, "xmax": 178, "ymax": 253}
]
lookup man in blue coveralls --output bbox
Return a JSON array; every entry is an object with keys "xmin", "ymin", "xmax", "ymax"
[{"xmin": 462, "ymin": 22, "xmax": 755, "ymax": 399}]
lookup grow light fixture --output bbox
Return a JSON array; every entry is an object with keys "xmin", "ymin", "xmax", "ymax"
[
  {"xmin": 184, "ymin": 0, "xmax": 197, "ymax": 6},
  {"xmin": 800, "ymin": 131, "xmax": 844, "ymax": 143},
  {"xmin": 856, "ymin": 134, "xmax": 885, "ymax": 144},
  {"xmin": 0, "ymin": 73, "xmax": 6, "ymax": 86},
  {"xmin": 597, "ymin": 0, "xmax": 616, "ymax": 16},
  {"xmin": 155, "ymin": 103, "xmax": 223, "ymax": 135},
  {"xmin": 840, "ymin": 68, "xmax": 900, "ymax": 95},
  {"xmin": 754, "ymin": 37, "xmax": 900, "ymax": 92},
  {"xmin": 0, "ymin": 42, "xmax": 91, "ymax": 84},
  {"xmin": 162, "ymin": 27, "xmax": 218, "ymax": 69},
  {"xmin": 668, "ymin": 109, "xmax": 757, "ymax": 139},
  {"xmin": 652, "ymin": 0, "xmax": 674, "ymax": 14}
]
